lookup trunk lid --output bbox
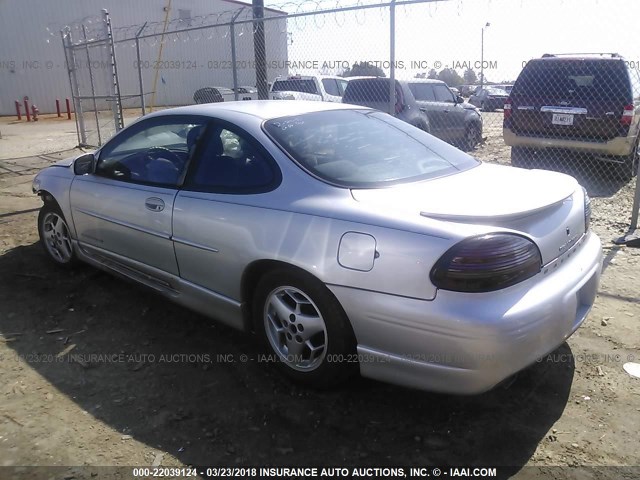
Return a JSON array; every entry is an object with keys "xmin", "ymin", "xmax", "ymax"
[{"xmin": 351, "ymin": 163, "xmax": 584, "ymax": 265}]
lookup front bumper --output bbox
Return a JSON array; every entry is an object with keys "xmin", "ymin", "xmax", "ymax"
[
  {"xmin": 504, "ymin": 128, "xmax": 635, "ymax": 158},
  {"xmin": 329, "ymin": 231, "xmax": 602, "ymax": 394}
]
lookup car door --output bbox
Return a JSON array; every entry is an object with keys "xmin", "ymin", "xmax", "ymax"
[
  {"xmin": 408, "ymin": 83, "xmax": 447, "ymax": 138},
  {"xmin": 172, "ymin": 120, "xmax": 281, "ymax": 301},
  {"xmin": 433, "ymin": 83, "xmax": 467, "ymax": 141},
  {"xmin": 70, "ymin": 115, "xmax": 208, "ymax": 277}
]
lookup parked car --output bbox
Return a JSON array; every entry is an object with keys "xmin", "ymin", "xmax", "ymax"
[
  {"xmin": 407, "ymin": 79, "xmax": 483, "ymax": 150},
  {"xmin": 235, "ymin": 86, "xmax": 257, "ymax": 94},
  {"xmin": 504, "ymin": 53, "xmax": 640, "ymax": 180},
  {"xmin": 459, "ymin": 84, "xmax": 479, "ymax": 97},
  {"xmin": 469, "ymin": 86, "xmax": 510, "ymax": 111},
  {"xmin": 193, "ymin": 87, "xmax": 235, "ymax": 104},
  {"xmin": 233, "ymin": 86, "xmax": 257, "ymax": 100},
  {"xmin": 33, "ymin": 101, "xmax": 602, "ymax": 394},
  {"xmin": 342, "ymin": 77, "xmax": 430, "ymax": 132},
  {"xmin": 270, "ymin": 75, "xmax": 348, "ymax": 102},
  {"xmin": 494, "ymin": 84, "xmax": 514, "ymax": 94}
]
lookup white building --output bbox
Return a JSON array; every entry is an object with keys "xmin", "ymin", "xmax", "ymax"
[{"xmin": 0, "ymin": 0, "xmax": 289, "ymax": 115}]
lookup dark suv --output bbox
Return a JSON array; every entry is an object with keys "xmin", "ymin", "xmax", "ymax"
[
  {"xmin": 342, "ymin": 78, "xmax": 430, "ymax": 132},
  {"xmin": 504, "ymin": 53, "xmax": 640, "ymax": 179}
]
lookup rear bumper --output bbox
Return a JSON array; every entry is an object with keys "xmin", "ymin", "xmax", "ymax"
[
  {"xmin": 329, "ymin": 231, "xmax": 602, "ymax": 394},
  {"xmin": 504, "ymin": 128, "xmax": 635, "ymax": 157}
]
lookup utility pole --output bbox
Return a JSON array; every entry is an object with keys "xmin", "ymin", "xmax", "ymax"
[{"xmin": 480, "ymin": 22, "xmax": 490, "ymax": 88}]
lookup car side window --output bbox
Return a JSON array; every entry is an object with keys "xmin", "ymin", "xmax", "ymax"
[
  {"xmin": 322, "ymin": 79, "xmax": 340, "ymax": 97},
  {"xmin": 408, "ymin": 83, "xmax": 436, "ymax": 102},
  {"xmin": 187, "ymin": 125, "xmax": 277, "ymax": 193},
  {"xmin": 96, "ymin": 118, "xmax": 207, "ymax": 187},
  {"xmin": 433, "ymin": 84, "xmax": 455, "ymax": 103}
]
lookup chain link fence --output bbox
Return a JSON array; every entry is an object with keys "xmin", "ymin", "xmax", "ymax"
[{"xmin": 57, "ymin": 0, "xmax": 640, "ymax": 240}]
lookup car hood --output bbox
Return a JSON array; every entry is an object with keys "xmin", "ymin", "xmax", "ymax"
[
  {"xmin": 53, "ymin": 157, "xmax": 75, "ymax": 168},
  {"xmin": 460, "ymin": 101, "xmax": 479, "ymax": 111},
  {"xmin": 415, "ymin": 100, "xmax": 478, "ymax": 111},
  {"xmin": 351, "ymin": 163, "xmax": 583, "ymax": 265}
]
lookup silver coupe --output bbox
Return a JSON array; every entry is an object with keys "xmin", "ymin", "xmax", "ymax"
[{"xmin": 32, "ymin": 101, "xmax": 602, "ymax": 394}]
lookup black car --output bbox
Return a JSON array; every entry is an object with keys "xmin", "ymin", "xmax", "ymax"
[
  {"xmin": 342, "ymin": 78, "xmax": 430, "ymax": 132},
  {"xmin": 504, "ymin": 53, "xmax": 640, "ymax": 179},
  {"xmin": 469, "ymin": 87, "xmax": 510, "ymax": 111},
  {"xmin": 408, "ymin": 79, "xmax": 483, "ymax": 150}
]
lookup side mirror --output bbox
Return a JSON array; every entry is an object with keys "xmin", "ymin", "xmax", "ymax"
[
  {"xmin": 74, "ymin": 153, "xmax": 95, "ymax": 175},
  {"xmin": 455, "ymin": 95, "xmax": 464, "ymax": 104}
]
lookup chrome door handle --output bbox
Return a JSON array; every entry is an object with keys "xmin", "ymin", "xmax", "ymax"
[{"xmin": 145, "ymin": 197, "xmax": 165, "ymax": 212}]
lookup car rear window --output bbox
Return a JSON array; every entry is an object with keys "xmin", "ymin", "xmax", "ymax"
[
  {"xmin": 264, "ymin": 109, "xmax": 478, "ymax": 187},
  {"xmin": 512, "ymin": 59, "xmax": 631, "ymax": 101},
  {"xmin": 343, "ymin": 79, "xmax": 392, "ymax": 103},
  {"xmin": 272, "ymin": 79, "xmax": 318, "ymax": 95}
]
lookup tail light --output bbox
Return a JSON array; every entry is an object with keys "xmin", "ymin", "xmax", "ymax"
[
  {"xmin": 504, "ymin": 98, "xmax": 512, "ymax": 121},
  {"xmin": 430, "ymin": 233, "xmax": 541, "ymax": 293},
  {"xmin": 621, "ymin": 104, "xmax": 634, "ymax": 126}
]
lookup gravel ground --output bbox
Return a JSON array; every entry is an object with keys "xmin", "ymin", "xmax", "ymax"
[{"xmin": 0, "ymin": 111, "xmax": 639, "ymax": 480}]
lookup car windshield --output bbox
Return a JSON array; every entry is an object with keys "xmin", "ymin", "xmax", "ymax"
[
  {"xmin": 272, "ymin": 79, "xmax": 318, "ymax": 95},
  {"xmin": 487, "ymin": 88, "xmax": 508, "ymax": 95},
  {"xmin": 264, "ymin": 109, "xmax": 478, "ymax": 187}
]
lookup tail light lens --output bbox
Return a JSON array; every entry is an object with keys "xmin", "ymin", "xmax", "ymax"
[
  {"xmin": 582, "ymin": 186, "xmax": 591, "ymax": 233},
  {"xmin": 621, "ymin": 104, "xmax": 634, "ymax": 126},
  {"xmin": 430, "ymin": 233, "xmax": 541, "ymax": 293},
  {"xmin": 504, "ymin": 98, "xmax": 512, "ymax": 121}
]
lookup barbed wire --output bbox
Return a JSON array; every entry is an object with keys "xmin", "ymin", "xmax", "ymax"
[{"xmin": 50, "ymin": 0, "xmax": 456, "ymax": 45}]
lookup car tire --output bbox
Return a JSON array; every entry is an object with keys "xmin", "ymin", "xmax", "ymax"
[
  {"xmin": 38, "ymin": 202, "xmax": 78, "ymax": 268},
  {"xmin": 253, "ymin": 268, "xmax": 358, "ymax": 388},
  {"xmin": 511, "ymin": 146, "xmax": 534, "ymax": 169},
  {"xmin": 463, "ymin": 123, "xmax": 482, "ymax": 151}
]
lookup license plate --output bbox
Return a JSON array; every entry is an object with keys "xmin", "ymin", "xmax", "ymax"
[{"xmin": 552, "ymin": 113, "xmax": 574, "ymax": 125}]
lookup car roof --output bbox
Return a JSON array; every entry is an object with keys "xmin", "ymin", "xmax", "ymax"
[
  {"xmin": 347, "ymin": 77, "xmax": 445, "ymax": 86},
  {"xmin": 406, "ymin": 79, "xmax": 446, "ymax": 85},
  {"xmin": 146, "ymin": 100, "xmax": 368, "ymax": 121},
  {"xmin": 532, "ymin": 55, "xmax": 624, "ymax": 63},
  {"xmin": 274, "ymin": 75, "xmax": 345, "ymax": 81}
]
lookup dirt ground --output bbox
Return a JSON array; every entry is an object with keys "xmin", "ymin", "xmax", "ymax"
[{"xmin": 0, "ymin": 112, "xmax": 639, "ymax": 480}]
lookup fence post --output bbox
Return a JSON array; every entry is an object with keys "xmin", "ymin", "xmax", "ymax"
[
  {"xmin": 253, "ymin": 0, "xmax": 268, "ymax": 100},
  {"xmin": 135, "ymin": 22, "xmax": 148, "ymax": 115},
  {"xmin": 103, "ymin": 9, "xmax": 124, "ymax": 132},
  {"xmin": 82, "ymin": 25, "xmax": 102, "ymax": 146},
  {"xmin": 389, "ymin": 0, "xmax": 396, "ymax": 115},
  {"xmin": 60, "ymin": 28, "xmax": 86, "ymax": 146},
  {"xmin": 616, "ymin": 172, "xmax": 640, "ymax": 245},
  {"xmin": 231, "ymin": 9, "xmax": 244, "ymax": 101}
]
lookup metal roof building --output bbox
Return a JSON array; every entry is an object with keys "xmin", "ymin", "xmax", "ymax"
[{"xmin": 0, "ymin": 0, "xmax": 289, "ymax": 115}]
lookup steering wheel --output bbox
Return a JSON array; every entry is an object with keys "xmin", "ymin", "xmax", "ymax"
[{"xmin": 144, "ymin": 147, "xmax": 184, "ymax": 168}]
